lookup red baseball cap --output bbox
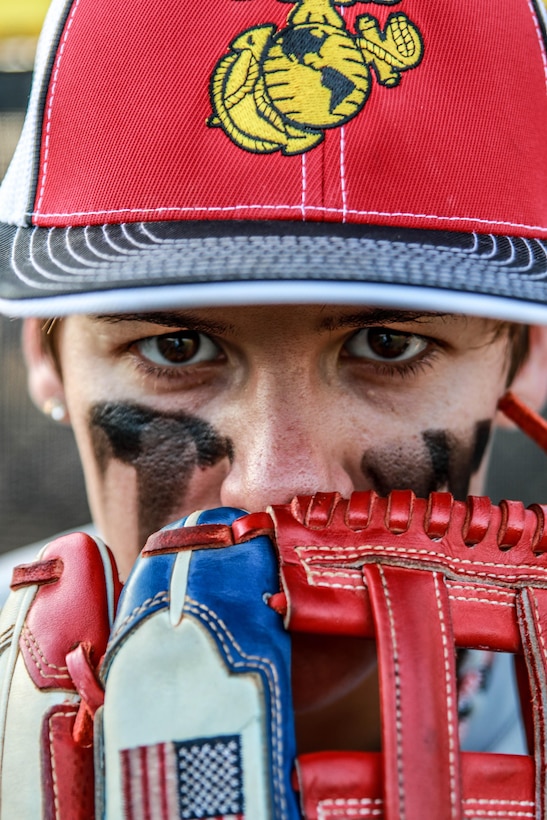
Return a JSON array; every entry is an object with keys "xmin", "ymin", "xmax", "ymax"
[{"xmin": 0, "ymin": 0, "xmax": 546, "ymax": 320}]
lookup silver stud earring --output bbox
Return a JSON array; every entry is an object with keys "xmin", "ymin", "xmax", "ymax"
[{"xmin": 42, "ymin": 397, "xmax": 68, "ymax": 423}]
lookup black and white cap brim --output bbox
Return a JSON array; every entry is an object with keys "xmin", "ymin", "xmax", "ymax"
[{"xmin": 0, "ymin": 220, "xmax": 546, "ymax": 322}]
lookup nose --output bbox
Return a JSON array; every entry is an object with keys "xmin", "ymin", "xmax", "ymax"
[{"xmin": 218, "ymin": 375, "xmax": 355, "ymax": 511}]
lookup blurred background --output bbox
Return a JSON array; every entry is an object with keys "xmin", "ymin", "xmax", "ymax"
[{"xmin": 0, "ymin": 1, "xmax": 546, "ymax": 555}]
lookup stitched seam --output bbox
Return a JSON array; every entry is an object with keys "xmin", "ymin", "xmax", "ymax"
[
  {"xmin": 295, "ymin": 544, "xmax": 547, "ymax": 581},
  {"xmin": 527, "ymin": 0, "xmax": 547, "ymax": 93},
  {"xmin": 318, "ymin": 797, "xmax": 383, "ymax": 819},
  {"xmin": 301, "ymin": 154, "xmax": 307, "ymax": 220},
  {"xmin": 318, "ymin": 806, "xmax": 383, "ymax": 819},
  {"xmin": 448, "ymin": 595, "xmax": 513, "ymax": 606},
  {"xmin": 314, "ymin": 580, "xmax": 363, "ymax": 590},
  {"xmin": 464, "ymin": 801, "xmax": 534, "ymax": 807},
  {"xmin": 340, "ymin": 126, "xmax": 347, "ymax": 222},
  {"xmin": 309, "ymin": 571, "xmax": 521, "ymax": 598},
  {"xmin": 0, "ymin": 626, "xmax": 15, "ymax": 642},
  {"xmin": 310, "ymin": 575, "xmax": 519, "ymax": 601},
  {"xmin": 320, "ymin": 799, "xmax": 384, "ymax": 807},
  {"xmin": 49, "ymin": 709, "xmax": 78, "ymax": 819},
  {"xmin": 528, "ymin": 586, "xmax": 547, "ymax": 816},
  {"xmin": 35, "ymin": 0, "xmax": 83, "ymax": 214},
  {"xmin": 306, "ymin": 563, "xmax": 544, "ymax": 586},
  {"xmin": 26, "ymin": 204, "xmax": 547, "ymax": 233},
  {"xmin": 449, "ymin": 595, "xmax": 513, "ymax": 606},
  {"xmin": 447, "ymin": 584, "xmax": 515, "ymax": 598},
  {"xmin": 377, "ymin": 566, "xmax": 405, "ymax": 819},
  {"xmin": 309, "ymin": 570, "xmax": 360, "ymax": 579},
  {"xmin": 463, "ymin": 812, "xmax": 534, "ymax": 818},
  {"xmin": 108, "ymin": 591, "xmax": 169, "ymax": 641},
  {"xmin": 185, "ymin": 598, "xmax": 287, "ymax": 819},
  {"xmin": 530, "ymin": 589, "xmax": 547, "ymax": 665},
  {"xmin": 433, "ymin": 573, "xmax": 458, "ymax": 817},
  {"xmin": 0, "ymin": 626, "xmax": 15, "ymax": 653},
  {"xmin": 22, "ymin": 625, "xmax": 68, "ymax": 678},
  {"xmin": 519, "ymin": 589, "xmax": 547, "ymax": 816}
]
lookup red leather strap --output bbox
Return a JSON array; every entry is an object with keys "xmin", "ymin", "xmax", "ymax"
[
  {"xmin": 364, "ymin": 565, "xmax": 460, "ymax": 820},
  {"xmin": 11, "ymin": 534, "xmax": 121, "ymax": 818},
  {"xmin": 10, "ymin": 557, "xmax": 64, "ymax": 590},
  {"xmin": 516, "ymin": 586, "xmax": 547, "ymax": 816},
  {"xmin": 143, "ymin": 524, "xmax": 235, "ymax": 555},
  {"xmin": 268, "ymin": 494, "xmax": 547, "ymax": 643},
  {"xmin": 498, "ymin": 391, "xmax": 547, "ymax": 453},
  {"xmin": 41, "ymin": 704, "xmax": 95, "ymax": 820},
  {"xmin": 18, "ymin": 533, "xmax": 122, "ymax": 691},
  {"xmin": 246, "ymin": 491, "xmax": 547, "ymax": 820},
  {"xmin": 65, "ymin": 643, "xmax": 105, "ymax": 716},
  {"xmin": 295, "ymin": 751, "xmax": 383, "ymax": 820},
  {"xmin": 295, "ymin": 752, "xmax": 534, "ymax": 820}
]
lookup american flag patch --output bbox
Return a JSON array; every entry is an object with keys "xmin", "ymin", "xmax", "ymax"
[{"xmin": 121, "ymin": 734, "xmax": 245, "ymax": 820}]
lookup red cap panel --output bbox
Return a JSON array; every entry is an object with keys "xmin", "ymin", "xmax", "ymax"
[{"xmin": 33, "ymin": 0, "xmax": 547, "ymax": 236}]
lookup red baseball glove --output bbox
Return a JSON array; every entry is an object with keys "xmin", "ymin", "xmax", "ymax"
[{"xmin": 1, "ymin": 390, "xmax": 546, "ymax": 819}]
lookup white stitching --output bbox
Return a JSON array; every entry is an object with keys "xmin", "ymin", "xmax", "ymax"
[
  {"xmin": 108, "ymin": 591, "xmax": 169, "ymax": 641},
  {"xmin": 318, "ymin": 797, "xmax": 383, "ymax": 819},
  {"xmin": 448, "ymin": 595, "xmax": 513, "ymax": 607},
  {"xmin": 295, "ymin": 544, "xmax": 547, "ymax": 582},
  {"xmin": 447, "ymin": 584, "xmax": 515, "ymax": 598},
  {"xmin": 308, "ymin": 571, "xmax": 519, "ymax": 601},
  {"xmin": 377, "ymin": 566, "xmax": 405, "ymax": 819},
  {"xmin": 528, "ymin": 588, "xmax": 547, "ymax": 817},
  {"xmin": 48, "ymin": 708, "xmax": 78, "ymax": 819},
  {"xmin": 314, "ymin": 580, "xmax": 363, "ymax": 590},
  {"xmin": 463, "ymin": 812, "xmax": 534, "ymax": 818},
  {"xmin": 465, "ymin": 801, "xmax": 534, "ymax": 807},
  {"xmin": 433, "ymin": 573, "xmax": 458, "ymax": 818},
  {"xmin": 340, "ymin": 126, "xmax": 347, "ymax": 222},
  {"xmin": 22, "ymin": 625, "xmax": 68, "ymax": 678},
  {"xmin": 526, "ymin": 0, "xmax": 547, "ymax": 94},
  {"xmin": 530, "ymin": 588, "xmax": 547, "ymax": 665},
  {"xmin": 35, "ymin": 0, "xmax": 82, "ymax": 213},
  {"xmin": 314, "ymin": 798, "xmax": 536, "ymax": 819},
  {"xmin": 301, "ymin": 153, "xmax": 307, "ymax": 221},
  {"xmin": 184, "ymin": 598, "xmax": 288, "ymax": 820},
  {"xmin": 318, "ymin": 805, "xmax": 382, "ymax": 819},
  {"xmin": 27, "ymin": 0, "xmax": 547, "ymax": 238},
  {"xmin": 28, "ymin": 203, "xmax": 547, "ymax": 234}
]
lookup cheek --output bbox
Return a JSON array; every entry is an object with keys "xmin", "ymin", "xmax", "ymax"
[
  {"xmin": 87, "ymin": 402, "xmax": 233, "ymax": 548},
  {"xmin": 361, "ymin": 420, "xmax": 492, "ymax": 500}
]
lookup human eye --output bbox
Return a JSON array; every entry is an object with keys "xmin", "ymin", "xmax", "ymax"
[
  {"xmin": 134, "ymin": 330, "xmax": 222, "ymax": 370},
  {"xmin": 343, "ymin": 327, "xmax": 432, "ymax": 373}
]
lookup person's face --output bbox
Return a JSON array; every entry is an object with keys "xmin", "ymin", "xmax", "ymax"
[
  {"xmin": 26, "ymin": 303, "xmax": 547, "ymax": 744},
  {"xmin": 44, "ymin": 305, "xmax": 515, "ymax": 576}
]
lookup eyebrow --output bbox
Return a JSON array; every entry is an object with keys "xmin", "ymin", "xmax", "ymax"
[
  {"xmin": 319, "ymin": 309, "xmax": 454, "ymax": 331},
  {"xmin": 91, "ymin": 312, "xmax": 234, "ymax": 335}
]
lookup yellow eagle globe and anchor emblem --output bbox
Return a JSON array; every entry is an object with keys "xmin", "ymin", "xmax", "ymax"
[{"xmin": 208, "ymin": 0, "xmax": 424, "ymax": 155}]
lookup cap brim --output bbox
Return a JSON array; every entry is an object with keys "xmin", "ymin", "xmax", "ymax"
[{"xmin": 0, "ymin": 221, "xmax": 546, "ymax": 322}]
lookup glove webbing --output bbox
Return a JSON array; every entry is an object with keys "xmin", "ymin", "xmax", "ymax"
[{"xmin": 146, "ymin": 489, "xmax": 547, "ymax": 820}]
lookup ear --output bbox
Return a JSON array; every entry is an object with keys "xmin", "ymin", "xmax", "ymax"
[
  {"xmin": 496, "ymin": 325, "xmax": 547, "ymax": 430},
  {"xmin": 22, "ymin": 318, "xmax": 70, "ymax": 424}
]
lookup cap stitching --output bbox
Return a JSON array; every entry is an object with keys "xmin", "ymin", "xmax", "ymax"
[
  {"xmin": 27, "ymin": 205, "xmax": 547, "ymax": 235},
  {"xmin": 26, "ymin": 0, "xmax": 547, "ymax": 240},
  {"xmin": 10, "ymin": 230, "xmax": 547, "ymax": 290},
  {"xmin": 340, "ymin": 125, "xmax": 348, "ymax": 223},
  {"xmin": 301, "ymin": 154, "xmax": 307, "ymax": 221},
  {"xmin": 35, "ymin": 0, "xmax": 82, "ymax": 215},
  {"xmin": 527, "ymin": 0, "xmax": 547, "ymax": 92},
  {"xmin": 340, "ymin": 4, "xmax": 348, "ymax": 224}
]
